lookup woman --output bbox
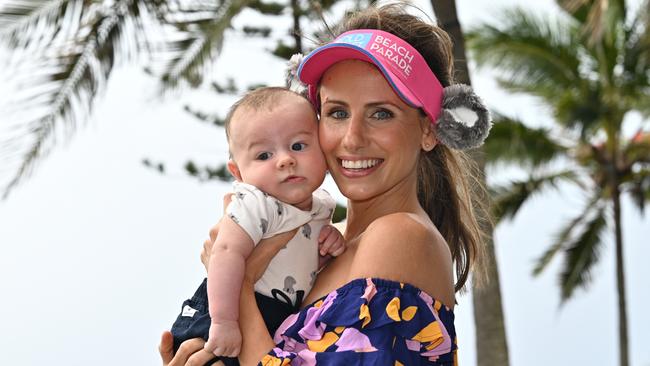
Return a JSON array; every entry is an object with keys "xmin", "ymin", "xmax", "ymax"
[{"xmin": 161, "ymin": 3, "xmax": 490, "ymax": 365}]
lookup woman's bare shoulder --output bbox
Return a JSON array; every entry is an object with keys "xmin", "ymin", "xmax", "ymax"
[{"xmin": 346, "ymin": 212, "xmax": 455, "ymax": 306}]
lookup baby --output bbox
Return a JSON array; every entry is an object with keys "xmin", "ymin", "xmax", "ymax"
[{"xmin": 170, "ymin": 87, "xmax": 344, "ymax": 361}]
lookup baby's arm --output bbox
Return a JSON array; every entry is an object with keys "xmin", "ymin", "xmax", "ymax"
[
  {"xmin": 317, "ymin": 224, "xmax": 346, "ymax": 269},
  {"xmin": 205, "ymin": 217, "xmax": 255, "ymax": 357}
]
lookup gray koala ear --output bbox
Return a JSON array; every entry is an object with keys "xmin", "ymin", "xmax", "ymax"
[
  {"xmin": 434, "ymin": 84, "xmax": 492, "ymax": 150},
  {"xmin": 285, "ymin": 53, "xmax": 308, "ymax": 97}
]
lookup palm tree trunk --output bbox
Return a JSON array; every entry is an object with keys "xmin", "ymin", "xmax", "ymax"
[
  {"xmin": 612, "ymin": 183, "xmax": 629, "ymax": 366},
  {"xmin": 472, "ymin": 236, "xmax": 510, "ymax": 366},
  {"xmin": 429, "ymin": 0, "xmax": 471, "ymax": 84},
  {"xmin": 429, "ymin": 1, "xmax": 510, "ymax": 365},
  {"xmin": 291, "ymin": 0, "xmax": 302, "ymax": 53}
]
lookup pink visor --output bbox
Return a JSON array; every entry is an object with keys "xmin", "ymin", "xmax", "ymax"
[{"xmin": 298, "ymin": 29, "xmax": 444, "ymax": 123}]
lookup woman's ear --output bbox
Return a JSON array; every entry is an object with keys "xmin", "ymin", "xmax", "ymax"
[
  {"xmin": 227, "ymin": 160, "xmax": 243, "ymax": 181},
  {"xmin": 421, "ymin": 119, "xmax": 438, "ymax": 152}
]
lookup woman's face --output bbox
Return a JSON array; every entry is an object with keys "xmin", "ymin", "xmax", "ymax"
[{"xmin": 318, "ymin": 60, "xmax": 435, "ymax": 201}]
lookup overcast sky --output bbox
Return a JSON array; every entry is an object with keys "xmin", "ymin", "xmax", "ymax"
[{"xmin": 0, "ymin": 1, "xmax": 648, "ymax": 365}]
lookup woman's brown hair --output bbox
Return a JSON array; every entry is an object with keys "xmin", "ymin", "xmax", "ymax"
[{"xmin": 330, "ymin": 3, "xmax": 489, "ymax": 292}]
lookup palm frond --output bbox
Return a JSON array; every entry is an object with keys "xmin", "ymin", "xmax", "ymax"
[
  {"xmin": 484, "ymin": 113, "xmax": 567, "ymax": 168},
  {"xmin": 624, "ymin": 168, "xmax": 650, "ymax": 214},
  {"xmin": 0, "ymin": 0, "xmax": 84, "ymax": 51},
  {"xmin": 466, "ymin": 7, "xmax": 583, "ymax": 97},
  {"xmin": 532, "ymin": 192, "xmax": 602, "ymax": 275},
  {"xmin": 155, "ymin": 0, "xmax": 252, "ymax": 89},
  {"xmin": 559, "ymin": 204, "xmax": 608, "ymax": 302},
  {"xmin": 556, "ymin": 0, "xmax": 627, "ymax": 45},
  {"xmin": 621, "ymin": 1, "xmax": 650, "ymax": 116},
  {"xmin": 623, "ymin": 132, "xmax": 650, "ymax": 164},
  {"xmin": 1, "ymin": 1, "xmax": 152, "ymax": 199},
  {"xmin": 491, "ymin": 170, "xmax": 582, "ymax": 223},
  {"xmin": 552, "ymin": 84, "xmax": 608, "ymax": 137}
]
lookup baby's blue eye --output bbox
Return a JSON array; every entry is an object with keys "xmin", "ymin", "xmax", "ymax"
[
  {"xmin": 291, "ymin": 143, "xmax": 306, "ymax": 151},
  {"xmin": 256, "ymin": 152, "xmax": 271, "ymax": 160}
]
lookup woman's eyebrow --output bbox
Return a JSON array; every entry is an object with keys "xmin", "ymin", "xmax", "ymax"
[
  {"xmin": 366, "ymin": 101, "xmax": 404, "ymax": 111},
  {"xmin": 322, "ymin": 99, "xmax": 403, "ymax": 110},
  {"xmin": 321, "ymin": 98, "xmax": 348, "ymax": 106}
]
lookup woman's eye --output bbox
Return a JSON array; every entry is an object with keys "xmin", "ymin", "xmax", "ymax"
[
  {"xmin": 372, "ymin": 109, "xmax": 393, "ymax": 120},
  {"xmin": 291, "ymin": 142, "xmax": 306, "ymax": 151},
  {"xmin": 256, "ymin": 152, "xmax": 271, "ymax": 161},
  {"xmin": 328, "ymin": 109, "xmax": 348, "ymax": 119}
]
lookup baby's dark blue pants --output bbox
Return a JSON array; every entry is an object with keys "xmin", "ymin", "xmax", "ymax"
[{"xmin": 170, "ymin": 278, "xmax": 297, "ymax": 366}]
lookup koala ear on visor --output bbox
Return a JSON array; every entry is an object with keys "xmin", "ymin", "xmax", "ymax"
[
  {"xmin": 285, "ymin": 53, "xmax": 309, "ymax": 97},
  {"xmin": 434, "ymin": 84, "xmax": 492, "ymax": 150}
]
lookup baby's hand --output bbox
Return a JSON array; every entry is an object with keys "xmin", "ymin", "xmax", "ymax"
[
  {"xmin": 318, "ymin": 224, "xmax": 345, "ymax": 257},
  {"xmin": 204, "ymin": 320, "xmax": 242, "ymax": 357}
]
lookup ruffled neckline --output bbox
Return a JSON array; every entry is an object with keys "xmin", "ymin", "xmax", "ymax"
[{"xmin": 305, "ymin": 277, "xmax": 454, "ymax": 312}]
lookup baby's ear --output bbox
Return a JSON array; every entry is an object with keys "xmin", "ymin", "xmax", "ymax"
[{"xmin": 227, "ymin": 160, "xmax": 243, "ymax": 181}]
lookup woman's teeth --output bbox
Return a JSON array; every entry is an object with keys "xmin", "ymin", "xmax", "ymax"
[{"xmin": 341, "ymin": 159, "xmax": 380, "ymax": 169}]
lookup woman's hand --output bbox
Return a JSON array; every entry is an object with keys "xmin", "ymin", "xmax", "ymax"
[
  {"xmin": 159, "ymin": 331, "xmax": 217, "ymax": 366},
  {"xmin": 243, "ymin": 229, "xmax": 297, "ymax": 284},
  {"xmin": 200, "ymin": 222, "xmax": 297, "ymax": 279}
]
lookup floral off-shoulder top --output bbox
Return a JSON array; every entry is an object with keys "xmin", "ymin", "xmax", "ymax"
[{"xmin": 260, "ymin": 278, "xmax": 457, "ymax": 366}]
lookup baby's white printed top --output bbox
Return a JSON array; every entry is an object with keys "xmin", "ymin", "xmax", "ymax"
[{"xmin": 226, "ymin": 181, "xmax": 336, "ymax": 307}]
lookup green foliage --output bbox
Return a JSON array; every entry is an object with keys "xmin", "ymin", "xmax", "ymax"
[
  {"xmin": 142, "ymin": 158, "xmax": 165, "ymax": 173},
  {"xmin": 626, "ymin": 169, "xmax": 650, "ymax": 214},
  {"xmin": 242, "ymin": 26, "xmax": 272, "ymax": 37},
  {"xmin": 272, "ymin": 39, "xmax": 300, "ymax": 60},
  {"xmin": 157, "ymin": 0, "xmax": 253, "ymax": 89},
  {"xmin": 211, "ymin": 78, "xmax": 239, "ymax": 94},
  {"xmin": 469, "ymin": 1, "xmax": 650, "ymax": 309},
  {"xmin": 0, "ymin": 0, "xmax": 152, "ymax": 199},
  {"xmin": 485, "ymin": 113, "xmax": 566, "ymax": 168},
  {"xmin": 248, "ymin": 0, "xmax": 285, "ymax": 15},
  {"xmin": 466, "ymin": 7, "xmax": 582, "ymax": 98},
  {"xmin": 332, "ymin": 203, "xmax": 347, "ymax": 224},
  {"xmin": 183, "ymin": 105, "xmax": 226, "ymax": 127},
  {"xmin": 559, "ymin": 205, "xmax": 607, "ymax": 301},
  {"xmin": 491, "ymin": 170, "xmax": 581, "ymax": 223},
  {"xmin": 185, "ymin": 161, "xmax": 233, "ymax": 182}
]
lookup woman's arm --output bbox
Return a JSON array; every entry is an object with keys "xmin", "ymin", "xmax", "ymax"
[
  {"xmin": 237, "ymin": 282, "xmax": 275, "ymax": 366},
  {"xmin": 237, "ymin": 229, "xmax": 297, "ymax": 366}
]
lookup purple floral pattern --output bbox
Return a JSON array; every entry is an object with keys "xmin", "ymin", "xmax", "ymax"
[{"xmin": 260, "ymin": 278, "xmax": 457, "ymax": 366}]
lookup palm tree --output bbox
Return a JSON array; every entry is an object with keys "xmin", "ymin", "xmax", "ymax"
[
  {"xmin": 0, "ymin": 0, "xmax": 258, "ymax": 199},
  {"xmin": 467, "ymin": 1, "xmax": 650, "ymax": 366},
  {"xmin": 429, "ymin": 1, "xmax": 510, "ymax": 366}
]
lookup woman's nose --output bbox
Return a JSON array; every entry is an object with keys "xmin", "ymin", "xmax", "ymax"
[
  {"xmin": 342, "ymin": 116, "xmax": 367, "ymax": 151},
  {"xmin": 277, "ymin": 152, "xmax": 297, "ymax": 169}
]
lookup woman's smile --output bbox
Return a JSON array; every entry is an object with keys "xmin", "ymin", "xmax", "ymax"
[
  {"xmin": 340, "ymin": 158, "xmax": 382, "ymax": 169},
  {"xmin": 338, "ymin": 158, "xmax": 384, "ymax": 178}
]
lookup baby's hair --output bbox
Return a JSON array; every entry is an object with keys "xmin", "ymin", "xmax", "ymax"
[{"xmin": 224, "ymin": 86, "xmax": 313, "ymax": 143}]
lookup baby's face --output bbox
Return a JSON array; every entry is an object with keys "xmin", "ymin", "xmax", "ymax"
[{"xmin": 228, "ymin": 98, "xmax": 327, "ymax": 210}]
